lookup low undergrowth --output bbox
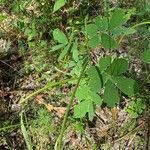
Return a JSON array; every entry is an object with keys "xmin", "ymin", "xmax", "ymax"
[{"xmin": 0, "ymin": 0, "xmax": 150, "ymax": 150}]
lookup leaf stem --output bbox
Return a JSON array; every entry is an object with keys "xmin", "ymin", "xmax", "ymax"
[
  {"xmin": 55, "ymin": 58, "xmax": 88, "ymax": 150},
  {"xmin": 119, "ymin": 21, "xmax": 150, "ymax": 44}
]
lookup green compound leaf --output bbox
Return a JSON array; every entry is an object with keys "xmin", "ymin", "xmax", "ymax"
[
  {"xmin": 101, "ymin": 33, "xmax": 118, "ymax": 50},
  {"xmin": 112, "ymin": 27, "xmax": 136, "ymax": 37},
  {"xmin": 76, "ymin": 84, "xmax": 102, "ymax": 105},
  {"xmin": 94, "ymin": 16, "xmax": 108, "ymax": 31},
  {"xmin": 86, "ymin": 23, "xmax": 98, "ymax": 37},
  {"xmin": 74, "ymin": 100, "xmax": 95, "ymax": 121},
  {"xmin": 75, "ymin": 80, "xmax": 102, "ymax": 120},
  {"xmin": 58, "ymin": 44, "xmax": 70, "ymax": 61},
  {"xmin": 76, "ymin": 85, "xmax": 91, "ymax": 101},
  {"xmin": 89, "ymin": 91, "xmax": 102, "ymax": 105},
  {"xmin": 141, "ymin": 49, "xmax": 150, "ymax": 64},
  {"xmin": 113, "ymin": 76, "xmax": 139, "ymax": 96},
  {"xmin": 88, "ymin": 101, "xmax": 95, "ymax": 121},
  {"xmin": 53, "ymin": 28, "xmax": 68, "ymax": 44},
  {"xmin": 74, "ymin": 100, "xmax": 89, "ymax": 119},
  {"xmin": 53, "ymin": 0, "xmax": 66, "ymax": 12},
  {"xmin": 109, "ymin": 9, "xmax": 126, "ymax": 30},
  {"xmin": 99, "ymin": 56, "xmax": 112, "ymax": 72},
  {"xmin": 51, "ymin": 44, "xmax": 66, "ymax": 51},
  {"xmin": 88, "ymin": 35, "xmax": 101, "ymax": 48},
  {"xmin": 87, "ymin": 66, "xmax": 103, "ymax": 92},
  {"xmin": 126, "ymin": 98, "xmax": 146, "ymax": 118},
  {"xmin": 106, "ymin": 58, "xmax": 129, "ymax": 76},
  {"xmin": 71, "ymin": 40, "xmax": 79, "ymax": 62},
  {"xmin": 104, "ymin": 80, "xmax": 119, "ymax": 107}
]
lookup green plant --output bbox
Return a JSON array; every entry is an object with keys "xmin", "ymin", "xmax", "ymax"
[
  {"xmin": 55, "ymin": 58, "xmax": 88, "ymax": 150},
  {"xmin": 20, "ymin": 111, "xmax": 33, "ymax": 150},
  {"xmin": 52, "ymin": 28, "xmax": 79, "ymax": 62},
  {"xmin": 53, "ymin": 0, "xmax": 66, "ymax": 13},
  {"xmin": 51, "ymin": 5, "xmax": 150, "ymax": 149},
  {"xmin": 28, "ymin": 108, "xmax": 55, "ymax": 150},
  {"xmin": 3, "ymin": 1, "xmax": 148, "ymax": 149},
  {"xmin": 72, "ymin": 120, "xmax": 85, "ymax": 134},
  {"xmin": 30, "ymin": 108, "xmax": 55, "ymax": 134},
  {"xmin": 126, "ymin": 98, "xmax": 146, "ymax": 118},
  {"xmin": 86, "ymin": 8, "xmax": 136, "ymax": 50},
  {"xmin": 74, "ymin": 57, "xmax": 138, "ymax": 121},
  {"xmin": 50, "ymin": 6, "xmax": 150, "ymax": 122}
]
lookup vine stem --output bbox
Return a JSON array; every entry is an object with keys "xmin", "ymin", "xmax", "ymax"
[
  {"xmin": 55, "ymin": 59, "xmax": 88, "ymax": 150},
  {"xmin": 119, "ymin": 21, "xmax": 150, "ymax": 44},
  {"xmin": 19, "ymin": 78, "xmax": 76, "ymax": 104}
]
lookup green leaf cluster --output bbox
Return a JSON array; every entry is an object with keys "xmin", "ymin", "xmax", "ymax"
[
  {"xmin": 52, "ymin": 29, "xmax": 79, "ymax": 62},
  {"xmin": 86, "ymin": 9, "xmax": 136, "ymax": 50},
  {"xmin": 101, "ymin": 57, "xmax": 138, "ymax": 107},
  {"xmin": 74, "ymin": 57, "xmax": 139, "ymax": 120},
  {"xmin": 53, "ymin": 0, "xmax": 66, "ymax": 12},
  {"xmin": 74, "ymin": 82, "xmax": 102, "ymax": 121},
  {"xmin": 126, "ymin": 98, "xmax": 146, "ymax": 118}
]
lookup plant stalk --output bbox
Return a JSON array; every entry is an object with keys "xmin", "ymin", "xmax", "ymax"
[{"xmin": 55, "ymin": 59, "xmax": 88, "ymax": 150}]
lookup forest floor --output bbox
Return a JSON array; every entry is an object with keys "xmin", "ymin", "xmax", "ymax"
[{"xmin": 0, "ymin": 1, "xmax": 150, "ymax": 150}]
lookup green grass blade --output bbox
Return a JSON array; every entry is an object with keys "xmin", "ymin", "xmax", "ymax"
[{"xmin": 20, "ymin": 112, "xmax": 33, "ymax": 150}]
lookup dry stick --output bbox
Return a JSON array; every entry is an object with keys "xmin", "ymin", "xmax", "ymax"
[
  {"xmin": 127, "ymin": 132, "xmax": 137, "ymax": 147},
  {"xmin": 112, "ymin": 122, "xmax": 144, "ymax": 144},
  {"xmin": 0, "ymin": 60, "xmax": 22, "ymax": 76},
  {"xmin": 55, "ymin": 59, "xmax": 88, "ymax": 150}
]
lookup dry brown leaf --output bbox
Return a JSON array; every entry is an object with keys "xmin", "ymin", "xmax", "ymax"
[
  {"xmin": 46, "ymin": 104, "xmax": 54, "ymax": 112},
  {"xmin": 35, "ymin": 94, "xmax": 45, "ymax": 104},
  {"xmin": 111, "ymin": 107, "xmax": 118, "ymax": 121},
  {"xmin": 54, "ymin": 107, "xmax": 66, "ymax": 118},
  {"xmin": 98, "ymin": 128, "xmax": 109, "ymax": 137}
]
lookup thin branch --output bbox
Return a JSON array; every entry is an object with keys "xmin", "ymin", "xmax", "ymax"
[{"xmin": 0, "ymin": 60, "xmax": 22, "ymax": 76}]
